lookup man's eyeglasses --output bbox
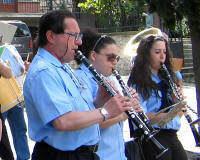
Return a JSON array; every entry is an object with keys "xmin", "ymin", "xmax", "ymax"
[
  {"xmin": 64, "ymin": 32, "xmax": 83, "ymax": 41},
  {"xmin": 100, "ymin": 54, "xmax": 120, "ymax": 62}
]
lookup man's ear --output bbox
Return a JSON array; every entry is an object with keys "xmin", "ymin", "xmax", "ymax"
[{"xmin": 46, "ymin": 30, "xmax": 55, "ymax": 44}]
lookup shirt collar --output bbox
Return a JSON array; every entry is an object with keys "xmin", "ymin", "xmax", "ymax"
[
  {"xmin": 80, "ymin": 63, "xmax": 94, "ymax": 79},
  {"xmin": 151, "ymin": 72, "xmax": 161, "ymax": 83},
  {"xmin": 37, "ymin": 48, "xmax": 63, "ymax": 68}
]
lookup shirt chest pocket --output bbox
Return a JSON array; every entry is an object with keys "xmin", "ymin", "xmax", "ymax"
[
  {"xmin": 64, "ymin": 81, "xmax": 90, "ymax": 111},
  {"xmin": 65, "ymin": 81, "xmax": 80, "ymax": 98}
]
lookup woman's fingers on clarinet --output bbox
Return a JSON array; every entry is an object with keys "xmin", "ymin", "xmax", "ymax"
[
  {"xmin": 129, "ymin": 87, "xmax": 136, "ymax": 94},
  {"xmin": 105, "ymin": 78, "xmax": 120, "ymax": 94},
  {"xmin": 130, "ymin": 97, "xmax": 140, "ymax": 106},
  {"xmin": 133, "ymin": 104, "xmax": 143, "ymax": 113},
  {"xmin": 124, "ymin": 98, "xmax": 141, "ymax": 112},
  {"xmin": 129, "ymin": 98, "xmax": 143, "ymax": 113},
  {"xmin": 129, "ymin": 88, "xmax": 137, "ymax": 96},
  {"xmin": 121, "ymin": 98, "xmax": 133, "ymax": 110},
  {"xmin": 126, "ymin": 98, "xmax": 143, "ymax": 113},
  {"xmin": 129, "ymin": 88, "xmax": 139, "ymax": 100},
  {"xmin": 177, "ymin": 87, "xmax": 185, "ymax": 99}
]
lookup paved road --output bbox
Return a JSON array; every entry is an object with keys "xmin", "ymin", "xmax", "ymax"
[{"xmin": 5, "ymin": 81, "xmax": 200, "ymax": 159}]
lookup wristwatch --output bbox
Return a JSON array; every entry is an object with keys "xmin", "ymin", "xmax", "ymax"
[{"xmin": 99, "ymin": 108, "xmax": 109, "ymax": 121}]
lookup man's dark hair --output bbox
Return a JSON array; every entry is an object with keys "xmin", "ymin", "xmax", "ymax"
[{"xmin": 38, "ymin": 9, "xmax": 76, "ymax": 47}]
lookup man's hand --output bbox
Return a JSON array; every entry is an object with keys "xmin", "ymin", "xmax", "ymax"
[
  {"xmin": 94, "ymin": 78, "xmax": 120, "ymax": 108},
  {"xmin": 103, "ymin": 94, "xmax": 132, "ymax": 119}
]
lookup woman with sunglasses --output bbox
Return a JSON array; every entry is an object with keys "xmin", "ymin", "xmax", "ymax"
[
  {"xmin": 75, "ymin": 28, "xmax": 141, "ymax": 160},
  {"xmin": 127, "ymin": 35, "xmax": 188, "ymax": 160}
]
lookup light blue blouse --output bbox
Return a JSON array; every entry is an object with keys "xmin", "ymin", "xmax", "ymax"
[
  {"xmin": 132, "ymin": 73, "xmax": 181, "ymax": 130},
  {"xmin": 75, "ymin": 64, "xmax": 127, "ymax": 160},
  {"xmin": 23, "ymin": 48, "xmax": 100, "ymax": 151},
  {"xmin": 174, "ymin": 71, "xmax": 183, "ymax": 80}
]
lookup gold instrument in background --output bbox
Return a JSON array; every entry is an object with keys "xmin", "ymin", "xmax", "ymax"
[{"xmin": 124, "ymin": 27, "xmax": 162, "ymax": 57}]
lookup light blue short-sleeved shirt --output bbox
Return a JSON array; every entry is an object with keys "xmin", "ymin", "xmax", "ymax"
[
  {"xmin": 132, "ymin": 73, "xmax": 181, "ymax": 130},
  {"xmin": 146, "ymin": 12, "xmax": 153, "ymax": 28},
  {"xmin": 23, "ymin": 48, "xmax": 100, "ymax": 151},
  {"xmin": 75, "ymin": 64, "xmax": 127, "ymax": 160},
  {"xmin": 174, "ymin": 71, "xmax": 183, "ymax": 80}
]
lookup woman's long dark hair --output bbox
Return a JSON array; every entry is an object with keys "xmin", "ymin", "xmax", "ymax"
[{"xmin": 127, "ymin": 34, "xmax": 174, "ymax": 100}]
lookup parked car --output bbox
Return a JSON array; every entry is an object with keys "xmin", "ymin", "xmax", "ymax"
[{"xmin": 0, "ymin": 20, "xmax": 33, "ymax": 60}]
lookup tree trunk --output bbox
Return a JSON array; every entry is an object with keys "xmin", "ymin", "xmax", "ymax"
[{"xmin": 190, "ymin": 30, "xmax": 200, "ymax": 119}]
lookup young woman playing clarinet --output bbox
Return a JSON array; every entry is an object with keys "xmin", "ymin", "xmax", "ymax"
[
  {"xmin": 127, "ymin": 34, "xmax": 188, "ymax": 160},
  {"xmin": 75, "ymin": 28, "xmax": 142, "ymax": 160}
]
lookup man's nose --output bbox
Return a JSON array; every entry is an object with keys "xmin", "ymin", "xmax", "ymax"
[{"xmin": 76, "ymin": 38, "xmax": 82, "ymax": 46}]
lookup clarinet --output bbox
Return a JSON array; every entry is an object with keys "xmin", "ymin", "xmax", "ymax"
[
  {"xmin": 76, "ymin": 50, "xmax": 168, "ymax": 159},
  {"xmin": 161, "ymin": 63, "xmax": 200, "ymax": 147},
  {"xmin": 113, "ymin": 69, "xmax": 158, "ymax": 135}
]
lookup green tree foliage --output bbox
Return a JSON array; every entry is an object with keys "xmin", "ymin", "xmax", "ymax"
[
  {"xmin": 78, "ymin": 0, "xmax": 145, "ymax": 28},
  {"xmin": 135, "ymin": 0, "xmax": 200, "ymax": 32}
]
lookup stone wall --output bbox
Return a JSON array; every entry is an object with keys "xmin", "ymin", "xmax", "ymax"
[
  {"xmin": 70, "ymin": 31, "xmax": 138, "ymax": 76},
  {"xmin": 110, "ymin": 31, "xmax": 138, "ymax": 75}
]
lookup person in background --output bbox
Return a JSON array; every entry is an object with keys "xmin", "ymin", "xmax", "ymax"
[
  {"xmin": 0, "ymin": 58, "xmax": 12, "ymax": 142},
  {"xmin": 127, "ymin": 35, "xmax": 188, "ymax": 160},
  {"xmin": 0, "ymin": 36, "xmax": 30, "ymax": 160},
  {"xmin": 0, "ymin": 40, "xmax": 14, "ymax": 159},
  {"xmin": 143, "ymin": 3, "xmax": 154, "ymax": 28},
  {"xmin": 23, "ymin": 9, "xmax": 132, "ymax": 160}
]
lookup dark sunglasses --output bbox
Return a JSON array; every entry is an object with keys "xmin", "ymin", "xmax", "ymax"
[{"xmin": 100, "ymin": 54, "xmax": 120, "ymax": 62}]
